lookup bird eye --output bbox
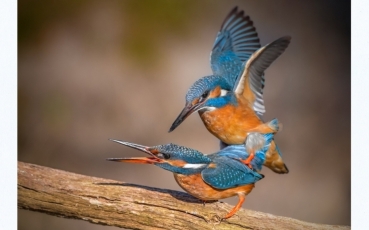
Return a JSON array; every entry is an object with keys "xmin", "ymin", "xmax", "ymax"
[
  {"xmin": 163, "ymin": 153, "xmax": 170, "ymax": 159},
  {"xmin": 199, "ymin": 91, "xmax": 209, "ymax": 102},
  {"xmin": 202, "ymin": 91, "xmax": 209, "ymax": 98}
]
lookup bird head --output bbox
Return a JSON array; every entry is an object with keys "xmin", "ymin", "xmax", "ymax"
[
  {"xmin": 169, "ymin": 75, "xmax": 234, "ymax": 132},
  {"xmin": 107, "ymin": 140, "xmax": 212, "ymax": 175}
]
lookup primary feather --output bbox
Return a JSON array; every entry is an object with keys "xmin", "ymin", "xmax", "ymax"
[{"xmin": 211, "ymin": 6, "xmax": 261, "ymax": 87}]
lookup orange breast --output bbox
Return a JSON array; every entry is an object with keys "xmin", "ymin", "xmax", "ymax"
[
  {"xmin": 199, "ymin": 96, "xmax": 263, "ymax": 144},
  {"xmin": 173, "ymin": 173, "xmax": 254, "ymax": 201}
]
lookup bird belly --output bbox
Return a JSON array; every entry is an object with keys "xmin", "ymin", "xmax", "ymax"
[
  {"xmin": 173, "ymin": 173, "xmax": 254, "ymax": 201},
  {"xmin": 200, "ymin": 104, "xmax": 262, "ymax": 144}
]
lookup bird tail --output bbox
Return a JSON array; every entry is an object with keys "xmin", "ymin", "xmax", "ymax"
[{"xmin": 266, "ymin": 118, "xmax": 282, "ymax": 133}]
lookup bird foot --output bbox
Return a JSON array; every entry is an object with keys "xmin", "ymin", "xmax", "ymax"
[
  {"xmin": 200, "ymin": 199, "xmax": 217, "ymax": 207},
  {"xmin": 201, "ymin": 199, "xmax": 206, "ymax": 207},
  {"xmin": 241, "ymin": 152, "xmax": 254, "ymax": 169},
  {"xmin": 240, "ymin": 159, "xmax": 253, "ymax": 169}
]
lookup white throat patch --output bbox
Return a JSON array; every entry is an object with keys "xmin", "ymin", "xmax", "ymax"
[
  {"xmin": 220, "ymin": 89, "xmax": 229, "ymax": 96},
  {"xmin": 183, "ymin": 163, "xmax": 207, "ymax": 169},
  {"xmin": 198, "ymin": 106, "xmax": 216, "ymax": 112}
]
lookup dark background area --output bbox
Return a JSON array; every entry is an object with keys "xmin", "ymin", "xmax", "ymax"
[{"xmin": 18, "ymin": 0, "xmax": 350, "ymax": 229}]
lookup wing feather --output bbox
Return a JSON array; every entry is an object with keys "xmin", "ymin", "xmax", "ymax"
[
  {"xmin": 233, "ymin": 36, "xmax": 291, "ymax": 117},
  {"xmin": 201, "ymin": 156, "xmax": 263, "ymax": 189},
  {"xmin": 210, "ymin": 7, "xmax": 261, "ymax": 86}
]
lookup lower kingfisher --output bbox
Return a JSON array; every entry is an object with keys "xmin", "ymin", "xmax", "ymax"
[
  {"xmin": 169, "ymin": 36, "xmax": 291, "ymax": 174},
  {"xmin": 107, "ymin": 132, "xmax": 274, "ymax": 220}
]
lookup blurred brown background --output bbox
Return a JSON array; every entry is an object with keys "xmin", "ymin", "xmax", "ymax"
[{"xmin": 18, "ymin": 0, "xmax": 350, "ymax": 229}]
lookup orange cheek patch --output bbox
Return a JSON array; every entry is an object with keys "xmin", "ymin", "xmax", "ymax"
[
  {"xmin": 149, "ymin": 148, "xmax": 159, "ymax": 154},
  {"xmin": 191, "ymin": 98, "xmax": 199, "ymax": 106},
  {"xmin": 208, "ymin": 163, "xmax": 217, "ymax": 168},
  {"xmin": 209, "ymin": 86, "xmax": 221, "ymax": 98},
  {"xmin": 168, "ymin": 159, "xmax": 187, "ymax": 167}
]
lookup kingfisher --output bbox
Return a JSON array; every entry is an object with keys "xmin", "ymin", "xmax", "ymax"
[
  {"xmin": 107, "ymin": 132, "xmax": 274, "ymax": 220},
  {"xmin": 168, "ymin": 7, "xmax": 291, "ymax": 174}
]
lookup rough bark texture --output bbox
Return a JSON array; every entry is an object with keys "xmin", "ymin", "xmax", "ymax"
[{"xmin": 18, "ymin": 161, "xmax": 349, "ymax": 230}]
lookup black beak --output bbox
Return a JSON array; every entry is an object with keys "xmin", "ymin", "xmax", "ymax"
[
  {"xmin": 169, "ymin": 102, "xmax": 201, "ymax": 132},
  {"xmin": 108, "ymin": 139, "xmax": 158, "ymax": 158},
  {"xmin": 107, "ymin": 139, "xmax": 163, "ymax": 164}
]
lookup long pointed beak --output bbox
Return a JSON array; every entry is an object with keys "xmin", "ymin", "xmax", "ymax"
[
  {"xmin": 107, "ymin": 157, "xmax": 162, "ymax": 164},
  {"xmin": 108, "ymin": 139, "xmax": 161, "ymax": 160},
  {"xmin": 169, "ymin": 102, "xmax": 201, "ymax": 132}
]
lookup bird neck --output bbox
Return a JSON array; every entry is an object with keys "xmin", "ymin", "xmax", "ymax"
[
  {"xmin": 205, "ymin": 94, "xmax": 238, "ymax": 109},
  {"xmin": 155, "ymin": 162, "xmax": 208, "ymax": 175}
]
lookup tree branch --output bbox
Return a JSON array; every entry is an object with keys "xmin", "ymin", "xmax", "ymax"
[{"xmin": 18, "ymin": 161, "xmax": 349, "ymax": 230}]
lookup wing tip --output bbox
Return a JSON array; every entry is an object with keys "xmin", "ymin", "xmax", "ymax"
[
  {"xmin": 220, "ymin": 6, "xmax": 253, "ymax": 31},
  {"xmin": 277, "ymin": 35, "xmax": 292, "ymax": 45},
  {"xmin": 221, "ymin": 6, "xmax": 239, "ymax": 27}
]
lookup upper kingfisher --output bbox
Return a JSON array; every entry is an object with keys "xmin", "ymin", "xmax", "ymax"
[
  {"xmin": 107, "ymin": 131, "xmax": 274, "ymax": 220},
  {"xmin": 168, "ymin": 7, "xmax": 291, "ymax": 174}
]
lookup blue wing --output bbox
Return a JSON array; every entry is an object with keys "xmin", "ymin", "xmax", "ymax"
[
  {"xmin": 201, "ymin": 156, "xmax": 263, "ymax": 189},
  {"xmin": 215, "ymin": 133, "xmax": 274, "ymax": 171},
  {"xmin": 216, "ymin": 144, "xmax": 248, "ymax": 159},
  {"xmin": 233, "ymin": 36, "xmax": 291, "ymax": 117},
  {"xmin": 210, "ymin": 7, "xmax": 261, "ymax": 87},
  {"xmin": 252, "ymin": 133, "xmax": 274, "ymax": 170}
]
